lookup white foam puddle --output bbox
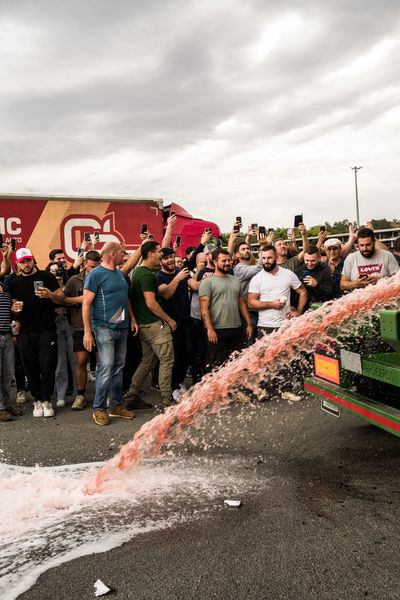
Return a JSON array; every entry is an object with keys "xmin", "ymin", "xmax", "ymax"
[{"xmin": 0, "ymin": 457, "xmax": 258, "ymax": 599}]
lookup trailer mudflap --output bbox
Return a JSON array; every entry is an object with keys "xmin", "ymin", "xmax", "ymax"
[{"xmin": 305, "ymin": 377, "xmax": 400, "ymax": 437}]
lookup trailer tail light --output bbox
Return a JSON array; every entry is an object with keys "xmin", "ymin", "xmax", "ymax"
[{"xmin": 313, "ymin": 354, "xmax": 340, "ymax": 385}]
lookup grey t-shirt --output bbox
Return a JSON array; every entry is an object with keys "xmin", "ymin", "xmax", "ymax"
[
  {"xmin": 279, "ymin": 255, "xmax": 302, "ymax": 272},
  {"xmin": 233, "ymin": 258, "xmax": 263, "ymax": 299},
  {"xmin": 199, "ymin": 274, "xmax": 242, "ymax": 329},
  {"xmin": 342, "ymin": 249, "xmax": 399, "ymax": 281}
]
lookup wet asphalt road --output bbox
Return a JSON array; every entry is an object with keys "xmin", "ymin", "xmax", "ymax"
[{"xmin": 2, "ymin": 379, "xmax": 400, "ymax": 600}]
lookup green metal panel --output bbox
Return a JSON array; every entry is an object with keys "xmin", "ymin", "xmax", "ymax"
[
  {"xmin": 380, "ymin": 310, "xmax": 400, "ymax": 354},
  {"xmin": 361, "ymin": 353, "xmax": 400, "ymax": 387},
  {"xmin": 305, "ymin": 377, "xmax": 400, "ymax": 437}
]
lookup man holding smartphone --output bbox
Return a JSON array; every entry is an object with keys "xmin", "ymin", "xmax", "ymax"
[
  {"xmin": 10, "ymin": 248, "xmax": 64, "ymax": 418},
  {"xmin": 341, "ymin": 227, "xmax": 398, "ymax": 291}
]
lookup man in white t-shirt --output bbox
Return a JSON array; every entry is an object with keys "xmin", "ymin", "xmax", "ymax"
[
  {"xmin": 341, "ymin": 228, "xmax": 399, "ymax": 292},
  {"xmin": 248, "ymin": 245, "xmax": 308, "ymax": 338}
]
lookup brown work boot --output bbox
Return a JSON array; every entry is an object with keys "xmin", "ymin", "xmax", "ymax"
[
  {"xmin": 92, "ymin": 410, "xmax": 110, "ymax": 426},
  {"xmin": 125, "ymin": 395, "xmax": 152, "ymax": 410},
  {"xmin": 0, "ymin": 409, "xmax": 13, "ymax": 422},
  {"xmin": 123, "ymin": 387, "xmax": 138, "ymax": 400},
  {"xmin": 109, "ymin": 405, "xmax": 135, "ymax": 419}
]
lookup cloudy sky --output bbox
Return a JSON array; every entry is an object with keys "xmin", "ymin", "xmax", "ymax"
[{"xmin": 1, "ymin": 0, "xmax": 400, "ymax": 231}]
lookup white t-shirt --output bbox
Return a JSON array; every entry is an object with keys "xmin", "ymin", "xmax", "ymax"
[
  {"xmin": 248, "ymin": 267, "xmax": 302, "ymax": 328},
  {"xmin": 342, "ymin": 249, "xmax": 399, "ymax": 281}
]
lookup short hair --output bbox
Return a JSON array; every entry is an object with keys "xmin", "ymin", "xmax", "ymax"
[
  {"xmin": 211, "ymin": 247, "xmax": 230, "ymax": 262},
  {"xmin": 304, "ymin": 244, "xmax": 320, "ymax": 256},
  {"xmin": 49, "ymin": 248, "xmax": 64, "ymax": 260},
  {"xmin": 234, "ymin": 241, "xmax": 249, "ymax": 253},
  {"xmin": 100, "ymin": 242, "xmax": 122, "ymax": 258},
  {"xmin": 85, "ymin": 250, "xmax": 101, "ymax": 262},
  {"xmin": 357, "ymin": 227, "xmax": 375, "ymax": 241},
  {"xmin": 185, "ymin": 246, "xmax": 195, "ymax": 256},
  {"xmin": 394, "ymin": 237, "xmax": 400, "ymax": 252},
  {"xmin": 141, "ymin": 240, "xmax": 159, "ymax": 260},
  {"xmin": 261, "ymin": 244, "xmax": 276, "ymax": 254}
]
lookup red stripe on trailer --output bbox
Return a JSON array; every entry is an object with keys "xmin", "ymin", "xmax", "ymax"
[{"xmin": 305, "ymin": 382, "xmax": 400, "ymax": 432}]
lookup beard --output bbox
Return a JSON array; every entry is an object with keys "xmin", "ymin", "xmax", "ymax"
[
  {"xmin": 263, "ymin": 260, "xmax": 277, "ymax": 272},
  {"xmin": 360, "ymin": 247, "xmax": 375, "ymax": 259}
]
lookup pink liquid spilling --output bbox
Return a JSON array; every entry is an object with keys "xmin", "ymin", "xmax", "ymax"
[{"xmin": 83, "ymin": 273, "xmax": 400, "ymax": 494}]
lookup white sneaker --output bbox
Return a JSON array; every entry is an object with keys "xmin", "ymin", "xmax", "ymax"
[
  {"xmin": 33, "ymin": 401, "xmax": 43, "ymax": 417},
  {"xmin": 281, "ymin": 391, "xmax": 303, "ymax": 402},
  {"xmin": 56, "ymin": 399, "xmax": 65, "ymax": 408},
  {"xmin": 42, "ymin": 401, "xmax": 55, "ymax": 417},
  {"xmin": 16, "ymin": 391, "xmax": 27, "ymax": 404},
  {"xmin": 89, "ymin": 371, "xmax": 96, "ymax": 381},
  {"xmin": 172, "ymin": 389, "xmax": 182, "ymax": 403}
]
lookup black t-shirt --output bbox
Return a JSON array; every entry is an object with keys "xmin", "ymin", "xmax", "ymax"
[
  {"xmin": 197, "ymin": 266, "xmax": 215, "ymax": 282},
  {"xmin": 155, "ymin": 269, "xmax": 190, "ymax": 322},
  {"xmin": 10, "ymin": 270, "xmax": 60, "ymax": 332}
]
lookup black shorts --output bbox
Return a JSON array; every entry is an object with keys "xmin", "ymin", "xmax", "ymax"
[{"xmin": 72, "ymin": 330, "xmax": 86, "ymax": 353}]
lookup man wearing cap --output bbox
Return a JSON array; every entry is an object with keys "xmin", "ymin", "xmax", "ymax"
[
  {"xmin": 125, "ymin": 241, "xmax": 177, "ymax": 410},
  {"xmin": 10, "ymin": 248, "xmax": 64, "ymax": 418},
  {"xmin": 155, "ymin": 247, "xmax": 191, "ymax": 402},
  {"xmin": 324, "ymin": 238, "xmax": 345, "ymax": 298}
]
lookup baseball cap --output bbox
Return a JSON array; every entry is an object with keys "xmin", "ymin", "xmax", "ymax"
[
  {"xmin": 16, "ymin": 248, "xmax": 34, "ymax": 262},
  {"xmin": 160, "ymin": 247, "xmax": 175, "ymax": 258},
  {"xmin": 324, "ymin": 238, "xmax": 342, "ymax": 248},
  {"xmin": 204, "ymin": 244, "xmax": 217, "ymax": 254}
]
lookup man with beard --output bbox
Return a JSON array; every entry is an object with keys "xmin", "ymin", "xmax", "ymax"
[
  {"xmin": 248, "ymin": 245, "xmax": 307, "ymax": 337},
  {"xmin": 341, "ymin": 228, "xmax": 399, "ymax": 292},
  {"xmin": 294, "ymin": 245, "xmax": 335, "ymax": 310},
  {"xmin": 10, "ymin": 248, "xmax": 64, "ymax": 418},
  {"xmin": 199, "ymin": 248, "xmax": 252, "ymax": 370},
  {"xmin": 155, "ymin": 247, "xmax": 191, "ymax": 402},
  {"xmin": 274, "ymin": 222, "xmax": 309, "ymax": 272},
  {"xmin": 233, "ymin": 241, "xmax": 263, "ymax": 342}
]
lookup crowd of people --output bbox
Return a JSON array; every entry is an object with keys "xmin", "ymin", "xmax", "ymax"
[{"xmin": 0, "ymin": 217, "xmax": 399, "ymax": 425}]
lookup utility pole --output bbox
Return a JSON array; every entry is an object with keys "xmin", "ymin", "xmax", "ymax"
[{"xmin": 351, "ymin": 166, "xmax": 362, "ymax": 227}]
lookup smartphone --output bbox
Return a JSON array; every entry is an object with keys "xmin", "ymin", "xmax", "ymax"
[
  {"xmin": 251, "ymin": 223, "xmax": 258, "ymax": 229},
  {"xmin": 84, "ymin": 232, "xmax": 91, "ymax": 242},
  {"xmin": 148, "ymin": 234, "xmax": 154, "ymax": 240},
  {"xmin": 287, "ymin": 228, "xmax": 293, "ymax": 237},
  {"xmin": 259, "ymin": 226, "xmax": 266, "ymax": 235},
  {"xmin": 141, "ymin": 223, "xmax": 148, "ymax": 234},
  {"xmin": 303, "ymin": 270, "xmax": 310, "ymax": 278},
  {"xmin": 170, "ymin": 211, "xmax": 176, "ymax": 217},
  {"xmin": 267, "ymin": 227, "xmax": 274, "ymax": 233},
  {"xmin": 0, "ymin": 234, "xmax": 3, "ymax": 247},
  {"xmin": 34, "ymin": 281, "xmax": 44, "ymax": 291},
  {"xmin": 10, "ymin": 238, "xmax": 16, "ymax": 251},
  {"xmin": 233, "ymin": 224, "xmax": 240, "ymax": 233},
  {"xmin": 294, "ymin": 214, "xmax": 303, "ymax": 227},
  {"xmin": 56, "ymin": 263, "xmax": 64, "ymax": 277},
  {"xmin": 176, "ymin": 235, "xmax": 181, "ymax": 247},
  {"xmin": 94, "ymin": 232, "xmax": 100, "ymax": 242},
  {"xmin": 236, "ymin": 216, "xmax": 242, "ymax": 225},
  {"xmin": 205, "ymin": 227, "xmax": 212, "ymax": 234},
  {"xmin": 320, "ymin": 225, "xmax": 326, "ymax": 232},
  {"xmin": 77, "ymin": 247, "xmax": 84, "ymax": 257}
]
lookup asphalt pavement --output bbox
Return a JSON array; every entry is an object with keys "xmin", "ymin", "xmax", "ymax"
[{"xmin": 2, "ymin": 379, "xmax": 400, "ymax": 600}]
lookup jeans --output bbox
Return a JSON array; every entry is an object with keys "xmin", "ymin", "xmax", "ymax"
[
  {"xmin": 0, "ymin": 334, "xmax": 14, "ymax": 410},
  {"xmin": 55, "ymin": 316, "xmax": 76, "ymax": 401},
  {"xmin": 93, "ymin": 327, "xmax": 128, "ymax": 411}
]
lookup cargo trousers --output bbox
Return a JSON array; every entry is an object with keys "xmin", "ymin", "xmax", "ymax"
[{"xmin": 128, "ymin": 320, "xmax": 174, "ymax": 403}]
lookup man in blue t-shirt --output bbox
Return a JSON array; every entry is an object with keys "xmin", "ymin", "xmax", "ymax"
[{"xmin": 83, "ymin": 242, "xmax": 138, "ymax": 425}]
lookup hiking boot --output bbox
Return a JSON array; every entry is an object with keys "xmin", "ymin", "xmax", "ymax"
[
  {"xmin": 109, "ymin": 406, "xmax": 135, "ymax": 419},
  {"xmin": 72, "ymin": 394, "xmax": 86, "ymax": 410},
  {"xmin": 43, "ymin": 401, "xmax": 55, "ymax": 417},
  {"xmin": 93, "ymin": 410, "xmax": 110, "ymax": 426},
  {"xmin": 0, "ymin": 409, "xmax": 13, "ymax": 421},
  {"xmin": 16, "ymin": 391, "xmax": 27, "ymax": 404},
  {"xmin": 56, "ymin": 399, "xmax": 65, "ymax": 408},
  {"xmin": 6, "ymin": 406, "xmax": 23, "ymax": 417},
  {"xmin": 33, "ymin": 401, "xmax": 43, "ymax": 417},
  {"xmin": 125, "ymin": 396, "xmax": 152, "ymax": 410},
  {"xmin": 123, "ymin": 387, "xmax": 139, "ymax": 400}
]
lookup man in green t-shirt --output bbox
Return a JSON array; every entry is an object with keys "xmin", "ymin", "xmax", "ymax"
[
  {"xmin": 199, "ymin": 248, "xmax": 253, "ymax": 370},
  {"xmin": 125, "ymin": 241, "xmax": 177, "ymax": 409}
]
